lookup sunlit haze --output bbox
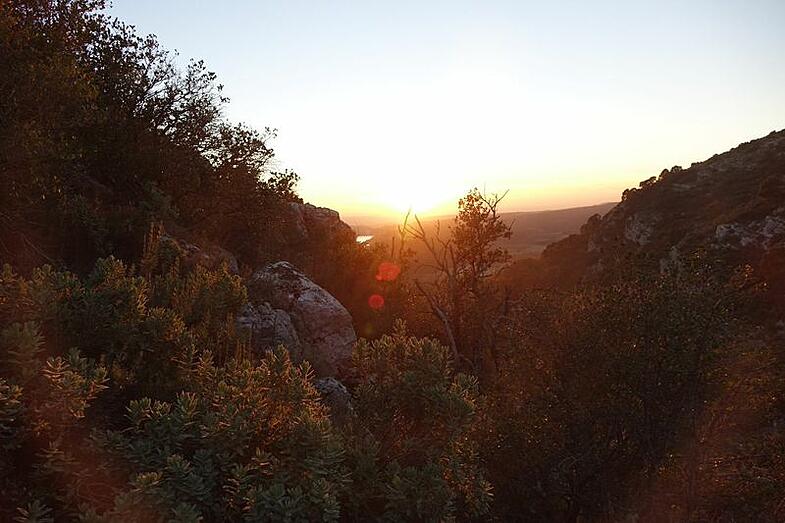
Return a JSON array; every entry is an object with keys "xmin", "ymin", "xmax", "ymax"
[{"xmin": 109, "ymin": 1, "xmax": 785, "ymax": 222}]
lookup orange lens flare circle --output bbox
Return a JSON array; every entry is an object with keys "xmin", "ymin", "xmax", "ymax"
[
  {"xmin": 368, "ymin": 294, "xmax": 385, "ymax": 310},
  {"xmin": 375, "ymin": 261, "xmax": 401, "ymax": 282}
]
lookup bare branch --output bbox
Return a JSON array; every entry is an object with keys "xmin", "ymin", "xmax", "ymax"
[{"xmin": 415, "ymin": 279, "xmax": 461, "ymax": 364}]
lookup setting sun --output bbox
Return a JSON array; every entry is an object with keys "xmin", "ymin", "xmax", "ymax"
[
  {"xmin": 108, "ymin": 1, "xmax": 785, "ymax": 223},
  {"xmin": 370, "ymin": 175, "xmax": 462, "ymax": 217}
]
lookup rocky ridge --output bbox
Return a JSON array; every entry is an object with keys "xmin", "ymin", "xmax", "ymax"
[
  {"xmin": 537, "ymin": 129, "xmax": 785, "ymax": 308},
  {"xmin": 284, "ymin": 202, "xmax": 356, "ymax": 246}
]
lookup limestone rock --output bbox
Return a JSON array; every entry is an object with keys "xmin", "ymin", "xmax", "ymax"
[
  {"xmin": 623, "ymin": 212, "xmax": 658, "ymax": 246},
  {"xmin": 284, "ymin": 202, "xmax": 355, "ymax": 245},
  {"xmin": 249, "ymin": 261, "xmax": 356, "ymax": 377},
  {"xmin": 715, "ymin": 210, "xmax": 785, "ymax": 250},
  {"xmin": 235, "ymin": 302, "xmax": 301, "ymax": 360}
]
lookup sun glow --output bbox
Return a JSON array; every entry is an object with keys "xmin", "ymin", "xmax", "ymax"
[
  {"xmin": 373, "ymin": 176, "xmax": 461, "ymax": 217},
  {"xmin": 110, "ymin": 1, "xmax": 785, "ymax": 223}
]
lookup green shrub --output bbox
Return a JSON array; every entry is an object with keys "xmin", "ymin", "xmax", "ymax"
[
  {"xmin": 484, "ymin": 272, "xmax": 734, "ymax": 520},
  {"xmin": 93, "ymin": 349, "xmax": 346, "ymax": 522},
  {"xmin": 345, "ymin": 322, "xmax": 492, "ymax": 521},
  {"xmin": 0, "ymin": 319, "xmax": 108, "ymax": 517}
]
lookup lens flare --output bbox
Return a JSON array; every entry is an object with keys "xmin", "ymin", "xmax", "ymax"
[
  {"xmin": 375, "ymin": 261, "xmax": 401, "ymax": 282},
  {"xmin": 368, "ymin": 294, "xmax": 385, "ymax": 310}
]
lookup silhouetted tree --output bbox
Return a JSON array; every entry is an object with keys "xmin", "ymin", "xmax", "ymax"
[{"xmin": 404, "ymin": 188, "xmax": 511, "ymax": 379}]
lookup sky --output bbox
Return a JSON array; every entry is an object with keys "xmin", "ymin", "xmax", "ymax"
[{"xmin": 108, "ymin": 0, "xmax": 785, "ymax": 222}]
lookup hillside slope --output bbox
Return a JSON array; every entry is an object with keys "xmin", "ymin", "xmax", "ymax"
[
  {"xmin": 500, "ymin": 202, "xmax": 618, "ymax": 256},
  {"xmin": 515, "ymin": 130, "xmax": 785, "ymax": 309}
]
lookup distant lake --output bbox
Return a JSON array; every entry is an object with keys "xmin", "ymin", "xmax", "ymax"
[{"xmin": 356, "ymin": 235, "xmax": 374, "ymax": 243}]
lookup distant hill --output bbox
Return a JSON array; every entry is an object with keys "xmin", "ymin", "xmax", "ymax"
[
  {"xmin": 362, "ymin": 201, "xmax": 617, "ymax": 260},
  {"xmin": 504, "ymin": 129, "xmax": 785, "ymax": 312},
  {"xmin": 498, "ymin": 202, "xmax": 617, "ymax": 257}
]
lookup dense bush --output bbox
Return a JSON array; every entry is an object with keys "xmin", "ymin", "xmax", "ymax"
[
  {"xmin": 0, "ymin": 0, "xmax": 297, "ymax": 272},
  {"xmin": 1, "ymin": 253, "xmax": 490, "ymax": 521},
  {"xmin": 345, "ymin": 323, "xmax": 492, "ymax": 520},
  {"xmin": 91, "ymin": 350, "xmax": 345, "ymax": 522},
  {"xmin": 482, "ymin": 270, "xmax": 740, "ymax": 520},
  {"xmin": 0, "ymin": 316, "xmax": 108, "ymax": 520}
]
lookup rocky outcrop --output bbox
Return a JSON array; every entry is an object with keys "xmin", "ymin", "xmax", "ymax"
[
  {"xmin": 235, "ymin": 302, "xmax": 302, "ymax": 360},
  {"xmin": 623, "ymin": 212, "xmax": 659, "ymax": 246},
  {"xmin": 714, "ymin": 209, "xmax": 785, "ymax": 250},
  {"xmin": 284, "ymin": 202, "xmax": 355, "ymax": 245},
  {"xmin": 248, "ymin": 261, "xmax": 356, "ymax": 377}
]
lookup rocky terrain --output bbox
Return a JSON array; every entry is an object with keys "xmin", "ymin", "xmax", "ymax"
[
  {"xmin": 245, "ymin": 261, "xmax": 356, "ymax": 378},
  {"xmin": 159, "ymin": 201, "xmax": 360, "ymax": 413},
  {"xmin": 511, "ymin": 130, "xmax": 785, "ymax": 313}
]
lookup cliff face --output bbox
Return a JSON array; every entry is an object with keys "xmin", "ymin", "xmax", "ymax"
[{"xmin": 535, "ymin": 130, "xmax": 785, "ymax": 305}]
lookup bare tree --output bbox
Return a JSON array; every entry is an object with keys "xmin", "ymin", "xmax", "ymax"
[{"xmin": 400, "ymin": 188, "xmax": 512, "ymax": 379}]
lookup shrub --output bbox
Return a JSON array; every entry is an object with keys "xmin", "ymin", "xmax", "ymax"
[
  {"xmin": 345, "ymin": 322, "xmax": 492, "ymax": 520},
  {"xmin": 92, "ymin": 349, "xmax": 346, "ymax": 522},
  {"xmin": 484, "ymin": 272, "xmax": 734, "ymax": 520},
  {"xmin": 0, "ymin": 320, "xmax": 108, "ymax": 518}
]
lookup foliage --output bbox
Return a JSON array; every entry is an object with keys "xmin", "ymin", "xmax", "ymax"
[
  {"xmin": 13, "ymin": 500, "xmax": 54, "ymax": 523},
  {"xmin": 92, "ymin": 349, "xmax": 346, "ymax": 522},
  {"xmin": 0, "ymin": 317, "xmax": 108, "ymax": 517},
  {"xmin": 345, "ymin": 322, "xmax": 492, "ymax": 520},
  {"xmin": 404, "ymin": 188, "xmax": 512, "ymax": 379},
  {"xmin": 452, "ymin": 189, "xmax": 512, "ymax": 282},
  {"xmin": 0, "ymin": 255, "xmax": 241, "ymax": 515},
  {"xmin": 0, "ymin": 0, "xmax": 297, "ymax": 272},
  {"xmin": 1, "ymin": 243, "xmax": 497, "ymax": 521},
  {"xmin": 483, "ymin": 270, "xmax": 738, "ymax": 520}
]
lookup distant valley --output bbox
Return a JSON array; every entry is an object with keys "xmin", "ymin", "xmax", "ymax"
[{"xmin": 352, "ymin": 201, "xmax": 618, "ymax": 259}]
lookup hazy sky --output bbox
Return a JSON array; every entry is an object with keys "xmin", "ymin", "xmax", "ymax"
[{"xmin": 109, "ymin": 1, "xmax": 785, "ymax": 220}]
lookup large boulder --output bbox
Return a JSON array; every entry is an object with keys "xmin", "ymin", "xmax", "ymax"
[
  {"xmin": 235, "ymin": 302, "xmax": 302, "ymax": 360},
  {"xmin": 248, "ymin": 261, "xmax": 356, "ymax": 377}
]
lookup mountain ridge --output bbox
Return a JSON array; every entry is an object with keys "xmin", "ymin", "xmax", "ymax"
[{"xmin": 506, "ymin": 129, "xmax": 785, "ymax": 314}]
